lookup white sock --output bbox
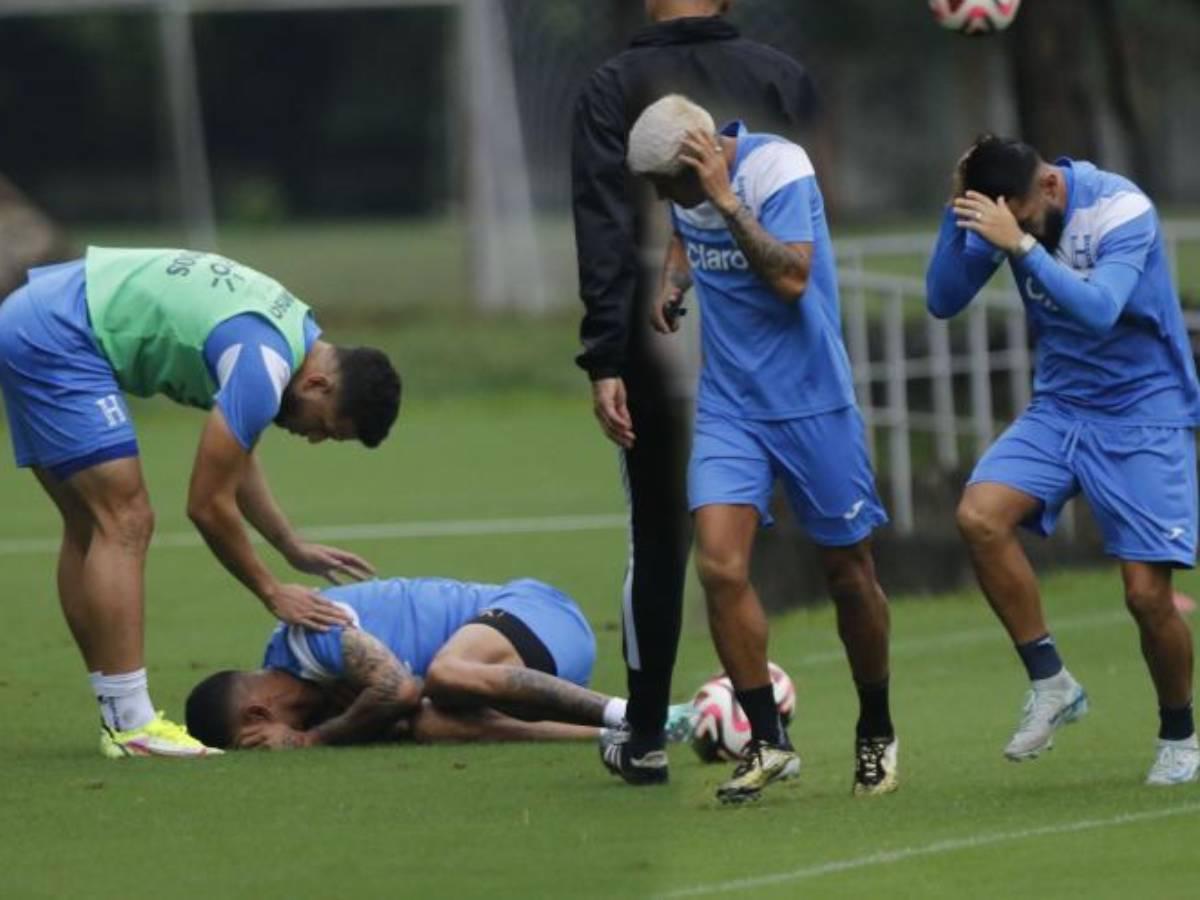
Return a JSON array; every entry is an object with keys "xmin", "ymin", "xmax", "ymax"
[
  {"xmin": 91, "ymin": 669, "xmax": 155, "ymax": 732},
  {"xmin": 602, "ymin": 697, "xmax": 628, "ymax": 729}
]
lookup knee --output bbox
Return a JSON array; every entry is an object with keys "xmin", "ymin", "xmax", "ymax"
[
  {"xmin": 1124, "ymin": 584, "xmax": 1173, "ymax": 625},
  {"xmin": 956, "ymin": 495, "xmax": 1008, "ymax": 545},
  {"xmin": 101, "ymin": 492, "xmax": 155, "ymax": 551},
  {"xmin": 695, "ymin": 549, "xmax": 751, "ymax": 596},
  {"xmin": 423, "ymin": 656, "xmax": 474, "ymax": 703},
  {"xmin": 824, "ymin": 547, "xmax": 881, "ymax": 605}
]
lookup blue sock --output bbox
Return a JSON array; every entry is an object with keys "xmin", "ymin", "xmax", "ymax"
[
  {"xmin": 1015, "ymin": 633, "xmax": 1064, "ymax": 681},
  {"xmin": 1159, "ymin": 703, "xmax": 1195, "ymax": 741}
]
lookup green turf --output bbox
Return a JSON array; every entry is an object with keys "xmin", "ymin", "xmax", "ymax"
[{"xmin": 0, "ymin": 384, "xmax": 1197, "ymax": 899}]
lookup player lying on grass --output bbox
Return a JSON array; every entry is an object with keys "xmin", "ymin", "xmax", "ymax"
[
  {"xmin": 0, "ymin": 248, "xmax": 400, "ymax": 758},
  {"xmin": 622, "ymin": 95, "xmax": 897, "ymax": 804},
  {"xmin": 185, "ymin": 575, "xmax": 694, "ymax": 749},
  {"xmin": 927, "ymin": 135, "xmax": 1200, "ymax": 785}
]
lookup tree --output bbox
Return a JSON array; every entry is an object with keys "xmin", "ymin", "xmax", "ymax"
[{"xmin": 1006, "ymin": 0, "xmax": 1099, "ymax": 158}]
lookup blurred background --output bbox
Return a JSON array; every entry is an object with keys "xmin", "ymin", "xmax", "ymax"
[{"xmin": 4, "ymin": 0, "xmax": 1200, "ymax": 602}]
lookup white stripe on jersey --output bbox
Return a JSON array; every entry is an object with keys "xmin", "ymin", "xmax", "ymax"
[
  {"xmin": 1058, "ymin": 190, "xmax": 1153, "ymax": 271},
  {"xmin": 260, "ymin": 345, "xmax": 292, "ymax": 405},
  {"xmin": 737, "ymin": 141, "xmax": 814, "ymax": 215},
  {"xmin": 215, "ymin": 344, "xmax": 242, "ymax": 388},
  {"xmin": 673, "ymin": 139, "xmax": 814, "ymax": 232},
  {"xmin": 283, "ymin": 601, "xmax": 361, "ymax": 683}
]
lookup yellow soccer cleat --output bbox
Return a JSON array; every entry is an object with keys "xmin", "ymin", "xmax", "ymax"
[
  {"xmin": 99, "ymin": 711, "xmax": 222, "ymax": 759},
  {"xmin": 716, "ymin": 739, "xmax": 800, "ymax": 805}
]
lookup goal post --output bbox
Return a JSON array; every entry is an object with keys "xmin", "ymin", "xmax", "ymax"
[{"xmin": 0, "ymin": 0, "xmax": 548, "ymax": 312}]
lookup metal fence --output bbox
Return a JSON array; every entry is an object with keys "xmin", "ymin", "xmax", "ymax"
[{"xmin": 837, "ymin": 220, "xmax": 1200, "ymax": 535}]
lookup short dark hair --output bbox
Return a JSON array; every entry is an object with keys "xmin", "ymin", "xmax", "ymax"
[
  {"xmin": 185, "ymin": 670, "xmax": 242, "ymax": 749},
  {"xmin": 335, "ymin": 346, "xmax": 401, "ymax": 449},
  {"xmin": 961, "ymin": 134, "xmax": 1042, "ymax": 201}
]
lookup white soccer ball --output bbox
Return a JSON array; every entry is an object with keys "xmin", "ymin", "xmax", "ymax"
[
  {"xmin": 929, "ymin": 0, "xmax": 1022, "ymax": 35},
  {"xmin": 689, "ymin": 662, "xmax": 797, "ymax": 763}
]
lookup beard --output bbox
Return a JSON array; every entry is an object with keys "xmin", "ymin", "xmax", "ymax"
[{"xmin": 1037, "ymin": 206, "xmax": 1066, "ymax": 252}]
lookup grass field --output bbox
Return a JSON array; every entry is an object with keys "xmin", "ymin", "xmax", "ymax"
[{"xmin": 1, "ymin": 376, "xmax": 1198, "ymax": 899}]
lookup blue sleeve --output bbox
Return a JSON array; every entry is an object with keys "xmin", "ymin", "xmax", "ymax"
[
  {"xmin": 1014, "ymin": 245, "xmax": 1139, "ymax": 336},
  {"xmin": 925, "ymin": 207, "xmax": 1004, "ymax": 319},
  {"xmin": 203, "ymin": 314, "xmax": 295, "ymax": 450},
  {"xmin": 759, "ymin": 177, "xmax": 815, "ymax": 244},
  {"xmin": 261, "ymin": 623, "xmax": 347, "ymax": 681},
  {"xmin": 1096, "ymin": 209, "xmax": 1155, "ymax": 272}
]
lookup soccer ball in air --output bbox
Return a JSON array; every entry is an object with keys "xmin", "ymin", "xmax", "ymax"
[
  {"xmin": 929, "ymin": 0, "xmax": 1022, "ymax": 35},
  {"xmin": 689, "ymin": 662, "xmax": 796, "ymax": 763}
]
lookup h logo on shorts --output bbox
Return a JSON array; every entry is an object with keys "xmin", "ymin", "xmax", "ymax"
[{"xmin": 95, "ymin": 394, "xmax": 127, "ymax": 428}]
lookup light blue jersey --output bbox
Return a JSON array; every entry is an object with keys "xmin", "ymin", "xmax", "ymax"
[
  {"xmin": 263, "ymin": 578, "xmax": 503, "ymax": 681},
  {"xmin": 929, "ymin": 159, "xmax": 1200, "ymax": 424},
  {"xmin": 671, "ymin": 122, "xmax": 855, "ymax": 420},
  {"xmin": 261, "ymin": 577, "xmax": 597, "ymax": 686}
]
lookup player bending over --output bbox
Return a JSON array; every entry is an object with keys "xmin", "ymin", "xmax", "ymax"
[
  {"xmin": 0, "ymin": 249, "xmax": 400, "ymax": 758},
  {"xmin": 927, "ymin": 135, "xmax": 1200, "ymax": 785},
  {"xmin": 623, "ymin": 95, "xmax": 897, "ymax": 803},
  {"xmin": 185, "ymin": 576, "xmax": 694, "ymax": 749}
]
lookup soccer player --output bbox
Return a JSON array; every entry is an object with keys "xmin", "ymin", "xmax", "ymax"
[
  {"xmin": 0, "ymin": 248, "xmax": 401, "ymax": 758},
  {"xmin": 571, "ymin": 0, "xmax": 817, "ymax": 787},
  {"xmin": 185, "ymin": 575, "xmax": 693, "ymax": 750},
  {"xmin": 624, "ymin": 95, "xmax": 896, "ymax": 803},
  {"xmin": 926, "ymin": 135, "xmax": 1200, "ymax": 785}
]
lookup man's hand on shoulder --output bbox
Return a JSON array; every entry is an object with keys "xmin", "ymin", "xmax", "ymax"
[{"xmin": 265, "ymin": 582, "xmax": 353, "ymax": 630}]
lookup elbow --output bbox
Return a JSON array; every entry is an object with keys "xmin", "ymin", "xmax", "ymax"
[
  {"xmin": 1081, "ymin": 309, "xmax": 1121, "ymax": 337},
  {"xmin": 773, "ymin": 273, "xmax": 809, "ymax": 303}
]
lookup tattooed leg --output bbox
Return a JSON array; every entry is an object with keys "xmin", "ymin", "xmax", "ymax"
[
  {"xmin": 424, "ymin": 656, "xmax": 611, "ymax": 726},
  {"xmin": 409, "ymin": 700, "xmax": 599, "ymax": 743}
]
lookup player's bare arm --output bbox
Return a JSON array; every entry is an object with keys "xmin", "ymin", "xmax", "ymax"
[
  {"xmin": 187, "ymin": 407, "xmax": 351, "ymax": 630},
  {"xmin": 652, "ymin": 233, "xmax": 692, "ymax": 334},
  {"xmin": 306, "ymin": 629, "xmax": 424, "ymax": 746},
  {"xmin": 236, "ymin": 454, "xmax": 374, "ymax": 585},
  {"xmin": 677, "ymin": 128, "xmax": 811, "ymax": 301}
]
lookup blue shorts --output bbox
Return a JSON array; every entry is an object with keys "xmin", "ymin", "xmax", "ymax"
[
  {"xmin": 689, "ymin": 407, "xmax": 888, "ymax": 546},
  {"xmin": 485, "ymin": 579, "xmax": 597, "ymax": 687},
  {"xmin": 969, "ymin": 403, "xmax": 1198, "ymax": 567},
  {"xmin": 0, "ymin": 261, "xmax": 138, "ymax": 480}
]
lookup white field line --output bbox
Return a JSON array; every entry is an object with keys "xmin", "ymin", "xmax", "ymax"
[
  {"xmin": 0, "ymin": 513, "xmax": 629, "ymax": 556},
  {"xmin": 659, "ymin": 803, "xmax": 1200, "ymax": 898}
]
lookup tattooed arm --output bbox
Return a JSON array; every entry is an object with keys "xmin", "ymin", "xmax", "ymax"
[
  {"xmin": 651, "ymin": 233, "xmax": 693, "ymax": 334},
  {"xmin": 675, "ymin": 127, "xmax": 811, "ymax": 303},
  {"xmin": 305, "ymin": 629, "xmax": 424, "ymax": 746},
  {"xmin": 719, "ymin": 203, "xmax": 812, "ymax": 302}
]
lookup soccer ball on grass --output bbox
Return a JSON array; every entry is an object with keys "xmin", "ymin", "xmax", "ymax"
[{"xmin": 689, "ymin": 661, "xmax": 796, "ymax": 762}]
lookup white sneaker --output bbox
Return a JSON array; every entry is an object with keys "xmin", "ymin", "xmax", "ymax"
[
  {"xmin": 1146, "ymin": 735, "xmax": 1200, "ymax": 786},
  {"xmin": 853, "ymin": 735, "xmax": 899, "ymax": 796},
  {"xmin": 1004, "ymin": 671, "xmax": 1088, "ymax": 761}
]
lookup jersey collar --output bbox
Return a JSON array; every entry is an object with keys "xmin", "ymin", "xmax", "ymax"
[
  {"xmin": 629, "ymin": 16, "xmax": 739, "ymax": 48},
  {"xmin": 1055, "ymin": 156, "xmax": 1077, "ymax": 223}
]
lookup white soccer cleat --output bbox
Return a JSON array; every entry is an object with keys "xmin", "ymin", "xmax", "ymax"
[
  {"xmin": 1004, "ymin": 671, "xmax": 1088, "ymax": 761},
  {"xmin": 1145, "ymin": 735, "xmax": 1200, "ymax": 786},
  {"xmin": 853, "ymin": 735, "xmax": 899, "ymax": 796}
]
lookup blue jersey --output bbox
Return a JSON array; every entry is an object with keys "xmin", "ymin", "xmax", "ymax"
[
  {"xmin": 261, "ymin": 578, "xmax": 504, "ymax": 682},
  {"xmin": 202, "ymin": 312, "xmax": 321, "ymax": 449},
  {"xmin": 928, "ymin": 159, "xmax": 1200, "ymax": 425},
  {"xmin": 671, "ymin": 121, "xmax": 855, "ymax": 420}
]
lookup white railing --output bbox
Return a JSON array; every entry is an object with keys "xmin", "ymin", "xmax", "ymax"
[{"xmin": 836, "ymin": 220, "xmax": 1200, "ymax": 535}]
